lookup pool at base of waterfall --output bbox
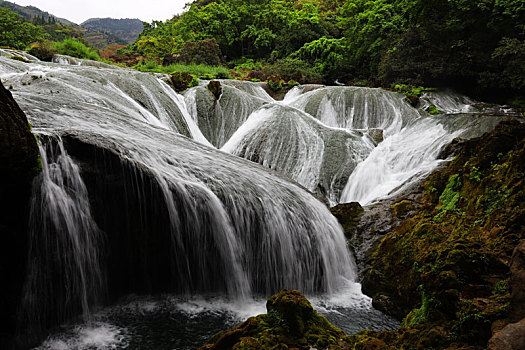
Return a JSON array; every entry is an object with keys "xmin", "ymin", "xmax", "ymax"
[{"xmin": 35, "ymin": 281, "xmax": 399, "ymax": 350}]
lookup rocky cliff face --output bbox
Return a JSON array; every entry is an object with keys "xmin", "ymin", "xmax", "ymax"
[
  {"xmin": 0, "ymin": 81, "xmax": 40, "ymax": 348},
  {"xmin": 358, "ymin": 119, "xmax": 525, "ymax": 348}
]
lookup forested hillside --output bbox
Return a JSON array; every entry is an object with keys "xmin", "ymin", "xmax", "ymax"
[
  {"xmin": 133, "ymin": 0, "xmax": 524, "ymax": 102},
  {"xmin": 82, "ymin": 18, "xmax": 143, "ymax": 44},
  {"xmin": 0, "ymin": 0, "xmax": 74, "ymax": 25},
  {"xmin": 0, "ymin": 1, "xmax": 135, "ymax": 49}
]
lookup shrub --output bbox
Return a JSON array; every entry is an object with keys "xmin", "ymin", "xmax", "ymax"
[
  {"xmin": 29, "ymin": 40, "xmax": 57, "ymax": 61},
  {"xmin": 178, "ymin": 39, "xmax": 223, "ymax": 66},
  {"xmin": 53, "ymin": 38, "xmax": 100, "ymax": 61},
  {"xmin": 259, "ymin": 58, "xmax": 322, "ymax": 84}
]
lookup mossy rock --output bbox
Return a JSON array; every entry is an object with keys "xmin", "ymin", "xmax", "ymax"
[
  {"xmin": 200, "ymin": 290, "xmax": 345, "ymax": 349},
  {"xmin": 391, "ymin": 200, "xmax": 414, "ymax": 219},
  {"xmin": 330, "ymin": 202, "xmax": 364, "ymax": 237},
  {"xmin": 207, "ymin": 80, "xmax": 223, "ymax": 99},
  {"xmin": 425, "ymin": 104, "xmax": 442, "ymax": 115},
  {"xmin": 358, "ymin": 120, "xmax": 525, "ymax": 348},
  {"xmin": 169, "ymin": 71, "xmax": 199, "ymax": 92}
]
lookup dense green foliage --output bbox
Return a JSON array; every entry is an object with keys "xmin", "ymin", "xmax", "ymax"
[
  {"xmin": 132, "ymin": 0, "xmax": 524, "ymax": 100},
  {"xmin": 52, "ymin": 38, "xmax": 100, "ymax": 60},
  {"xmin": 0, "ymin": 6, "xmax": 44, "ymax": 49}
]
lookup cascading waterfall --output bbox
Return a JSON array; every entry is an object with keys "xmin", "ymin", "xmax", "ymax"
[
  {"xmin": 21, "ymin": 137, "xmax": 104, "ymax": 336},
  {"xmin": 0, "ymin": 50, "xmax": 514, "ymax": 348},
  {"xmin": 221, "ymin": 104, "xmax": 375, "ymax": 204},
  {"xmin": 281, "ymin": 85, "xmax": 511, "ymax": 205},
  {"xmin": 288, "ymin": 86, "xmax": 421, "ymax": 135},
  {"xmin": 0, "ymin": 54, "xmax": 356, "ymax": 345},
  {"xmin": 339, "ymin": 118, "xmax": 460, "ymax": 204},
  {"xmin": 184, "ymin": 84, "xmax": 267, "ymax": 148}
]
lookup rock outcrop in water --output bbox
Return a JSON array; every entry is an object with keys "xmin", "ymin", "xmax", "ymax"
[
  {"xmin": 0, "ymin": 81, "xmax": 40, "ymax": 348},
  {"xmin": 353, "ymin": 120, "xmax": 525, "ymax": 348},
  {"xmin": 200, "ymin": 290, "xmax": 347, "ymax": 350}
]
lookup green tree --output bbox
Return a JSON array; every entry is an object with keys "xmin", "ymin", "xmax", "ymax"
[{"xmin": 0, "ymin": 6, "xmax": 44, "ymax": 49}]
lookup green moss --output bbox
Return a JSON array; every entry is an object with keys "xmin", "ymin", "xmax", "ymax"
[
  {"xmin": 268, "ymin": 79, "xmax": 284, "ymax": 92},
  {"xmin": 404, "ymin": 288, "xmax": 429, "ymax": 327},
  {"xmin": 10, "ymin": 55, "xmax": 29, "ymax": 63},
  {"xmin": 439, "ymin": 174, "xmax": 462, "ymax": 211},
  {"xmin": 469, "ymin": 166, "xmax": 481, "ymax": 182},
  {"xmin": 492, "ymin": 278, "xmax": 509, "ymax": 296},
  {"xmin": 391, "ymin": 200, "xmax": 414, "ymax": 218},
  {"xmin": 426, "ymin": 104, "xmax": 441, "ymax": 115},
  {"xmin": 484, "ymin": 186, "xmax": 510, "ymax": 214}
]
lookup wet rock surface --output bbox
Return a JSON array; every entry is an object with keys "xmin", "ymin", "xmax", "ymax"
[
  {"xmin": 0, "ymin": 81, "xmax": 40, "ymax": 348},
  {"xmin": 333, "ymin": 181, "xmax": 424, "ymax": 275},
  {"xmin": 488, "ymin": 319, "xmax": 525, "ymax": 350},
  {"xmin": 354, "ymin": 120, "xmax": 525, "ymax": 348}
]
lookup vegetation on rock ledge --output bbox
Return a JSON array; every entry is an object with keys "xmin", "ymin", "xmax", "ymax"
[{"xmin": 360, "ymin": 119, "xmax": 525, "ymax": 348}]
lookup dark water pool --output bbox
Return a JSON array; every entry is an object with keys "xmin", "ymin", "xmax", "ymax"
[{"xmin": 35, "ymin": 282, "xmax": 399, "ymax": 349}]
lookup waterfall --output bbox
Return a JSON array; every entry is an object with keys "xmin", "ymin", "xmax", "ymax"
[
  {"xmin": 21, "ymin": 137, "xmax": 104, "ymax": 336},
  {"xmin": 339, "ymin": 118, "xmax": 459, "ymax": 204},
  {"xmin": 0, "ymin": 52, "xmax": 513, "ymax": 347},
  {"xmin": 282, "ymin": 85, "xmax": 511, "ymax": 205},
  {"xmin": 184, "ymin": 84, "xmax": 267, "ymax": 148},
  {"xmin": 288, "ymin": 86, "xmax": 421, "ymax": 136},
  {"xmin": 1, "ymin": 55, "xmax": 356, "ymax": 342},
  {"xmin": 221, "ymin": 104, "xmax": 375, "ymax": 204}
]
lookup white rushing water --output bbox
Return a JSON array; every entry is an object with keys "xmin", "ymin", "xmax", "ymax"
[
  {"xmin": 0, "ymin": 54, "xmax": 358, "ymax": 342},
  {"xmin": 22, "ymin": 139, "xmax": 104, "ymax": 331}
]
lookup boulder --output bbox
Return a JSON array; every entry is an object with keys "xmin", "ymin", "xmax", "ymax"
[
  {"xmin": 487, "ymin": 319, "xmax": 525, "ymax": 350},
  {"xmin": 330, "ymin": 202, "xmax": 364, "ymax": 238},
  {"xmin": 207, "ymin": 80, "xmax": 222, "ymax": 99},
  {"xmin": 200, "ymin": 289, "xmax": 346, "ymax": 349}
]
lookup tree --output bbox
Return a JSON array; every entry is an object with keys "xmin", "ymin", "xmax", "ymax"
[{"xmin": 0, "ymin": 6, "xmax": 44, "ymax": 49}]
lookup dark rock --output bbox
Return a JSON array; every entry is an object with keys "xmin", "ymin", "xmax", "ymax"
[
  {"xmin": 0, "ymin": 81, "xmax": 40, "ymax": 348},
  {"xmin": 168, "ymin": 72, "xmax": 198, "ymax": 93},
  {"xmin": 367, "ymin": 128, "xmax": 384, "ymax": 145},
  {"xmin": 350, "ymin": 181, "xmax": 424, "ymax": 274},
  {"xmin": 207, "ymin": 80, "xmax": 222, "ymax": 99},
  {"xmin": 390, "ymin": 200, "xmax": 413, "ymax": 219},
  {"xmin": 487, "ymin": 318, "xmax": 525, "ymax": 350},
  {"xmin": 510, "ymin": 241, "xmax": 525, "ymax": 322},
  {"xmin": 371, "ymin": 293, "xmax": 397, "ymax": 316},
  {"xmin": 330, "ymin": 202, "xmax": 364, "ymax": 238}
]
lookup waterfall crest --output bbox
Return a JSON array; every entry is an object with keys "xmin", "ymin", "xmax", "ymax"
[{"xmin": 288, "ymin": 86, "xmax": 421, "ymax": 135}]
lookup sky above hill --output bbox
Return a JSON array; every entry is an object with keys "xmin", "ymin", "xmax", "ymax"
[{"xmin": 11, "ymin": 0, "xmax": 187, "ymax": 24}]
